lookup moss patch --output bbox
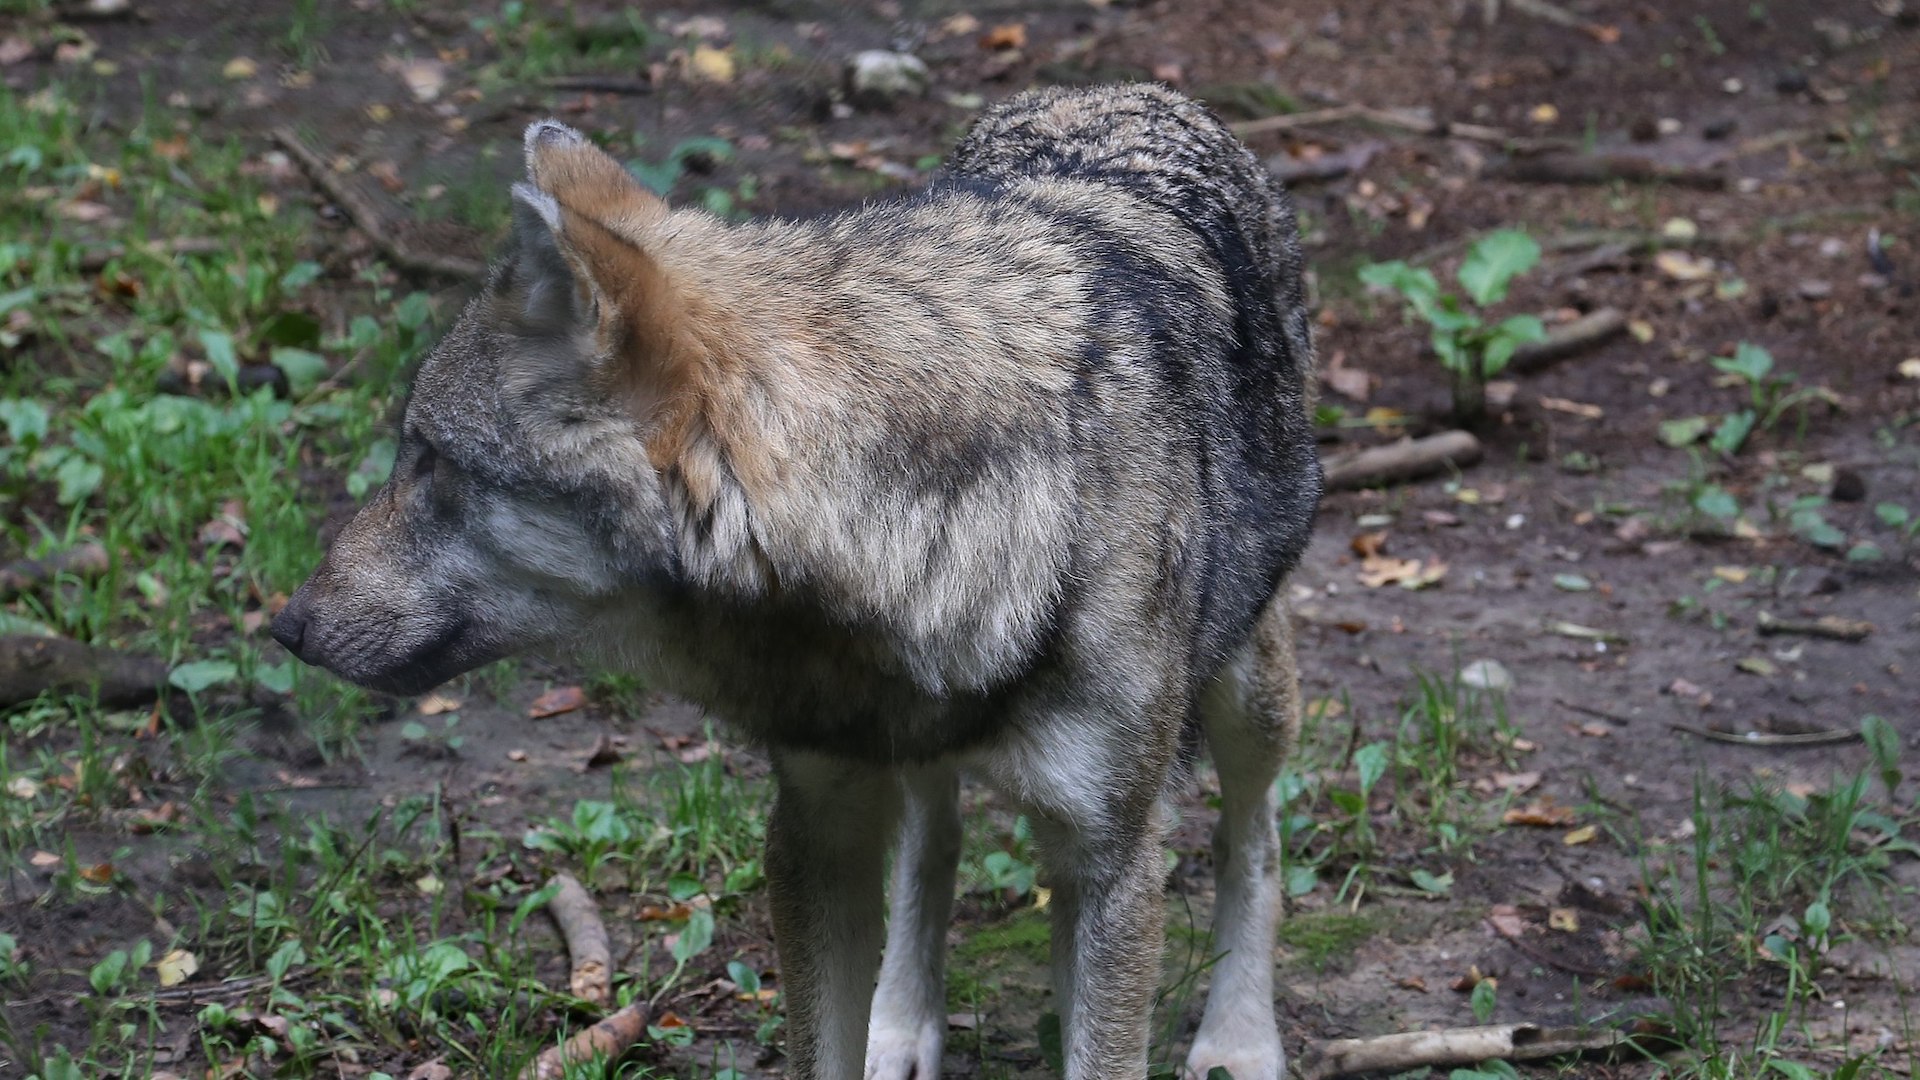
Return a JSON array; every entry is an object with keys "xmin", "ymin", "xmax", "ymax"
[{"xmin": 1278, "ymin": 911, "xmax": 1377, "ymax": 972}]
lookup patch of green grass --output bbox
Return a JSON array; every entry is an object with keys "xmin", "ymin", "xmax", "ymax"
[
  {"xmin": 1627, "ymin": 716, "xmax": 1919, "ymax": 1080},
  {"xmin": 958, "ymin": 908, "xmax": 1051, "ymax": 964},
  {"xmin": 1277, "ymin": 911, "xmax": 1377, "ymax": 972}
]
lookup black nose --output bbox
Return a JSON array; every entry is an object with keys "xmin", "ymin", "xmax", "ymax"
[{"xmin": 269, "ymin": 589, "xmax": 312, "ymax": 661}]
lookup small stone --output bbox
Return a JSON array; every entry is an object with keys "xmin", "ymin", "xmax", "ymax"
[
  {"xmin": 1722, "ymin": 77, "xmax": 1745, "ymax": 94},
  {"xmin": 1656, "ymin": 117, "xmax": 1683, "ymax": 136},
  {"xmin": 1460, "ymin": 659, "xmax": 1514, "ymax": 693},
  {"xmin": 1797, "ymin": 279, "xmax": 1834, "ymax": 299},
  {"xmin": 846, "ymin": 50, "xmax": 930, "ymax": 108}
]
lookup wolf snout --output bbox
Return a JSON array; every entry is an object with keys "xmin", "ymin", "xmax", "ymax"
[{"xmin": 269, "ymin": 587, "xmax": 314, "ymax": 662}]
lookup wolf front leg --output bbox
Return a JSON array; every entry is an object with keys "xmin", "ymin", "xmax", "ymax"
[
  {"xmin": 866, "ymin": 765, "xmax": 962, "ymax": 1080},
  {"xmin": 767, "ymin": 752, "xmax": 902, "ymax": 1080},
  {"xmin": 993, "ymin": 706, "xmax": 1180, "ymax": 1079}
]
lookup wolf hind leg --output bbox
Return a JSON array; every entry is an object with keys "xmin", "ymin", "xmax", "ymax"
[
  {"xmin": 1185, "ymin": 597, "xmax": 1300, "ymax": 1080},
  {"xmin": 866, "ymin": 765, "xmax": 962, "ymax": 1080}
]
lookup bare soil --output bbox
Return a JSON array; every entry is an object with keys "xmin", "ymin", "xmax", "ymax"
[{"xmin": 4, "ymin": 0, "xmax": 1917, "ymax": 1076}]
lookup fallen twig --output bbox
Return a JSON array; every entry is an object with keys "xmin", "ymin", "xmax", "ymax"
[
  {"xmin": 1668, "ymin": 722, "xmax": 1860, "ymax": 747},
  {"xmin": 1233, "ymin": 103, "xmax": 1530, "ymax": 149},
  {"xmin": 1510, "ymin": 308, "xmax": 1629, "ymax": 374},
  {"xmin": 1323, "ymin": 431, "xmax": 1483, "ymax": 491},
  {"xmin": 270, "ymin": 126, "xmax": 486, "ymax": 281},
  {"xmin": 0, "ymin": 634, "xmax": 170, "ymax": 709},
  {"xmin": 0, "ymin": 542, "xmax": 110, "ymax": 601},
  {"xmin": 1487, "ymin": 152, "xmax": 1727, "ymax": 190},
  {"xmin": 1266, "ymin": 141, "xmax": 1386, "ymax": 184},
  {"xmin": 542, "ymin": 75, "xmax": 654, "ymax": 95},
  {"xmin": 1301, "ymin": 1023, "xmax": 1629, "ymax": 1080},
  {"xmin": 517, "ymin": 1001, "xmax": 653, "ymax": 1080},
  {"xmin": 1755, "ymin": 611, "xmax": 1873, "ymax": 642},
  {"xmin": 546, "ymin": 873, "xmax": 613, "ymax": 1007}
]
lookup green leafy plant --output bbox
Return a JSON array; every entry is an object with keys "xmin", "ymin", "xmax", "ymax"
[{"xmin": 1359, "ymin": 230, "xmax": 1547, "ymax": 424}]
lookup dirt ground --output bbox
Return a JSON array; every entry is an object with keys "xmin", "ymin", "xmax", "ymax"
[{"xmin": 3, "ymin": 0, "xmax": 1918, "ymax": 1077}]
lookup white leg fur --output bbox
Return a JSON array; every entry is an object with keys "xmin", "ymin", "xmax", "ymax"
[
  {"xmin": 867, "ymin": 766, "xmax": 962, "ymax": 1080},
  {"xmin": 766, "ymin": 753, "xmax": 901, "ymax": 1080},
  {"xmin": 1185, "ymin": 601, "xmax": 1299, "ymax": 1080}
]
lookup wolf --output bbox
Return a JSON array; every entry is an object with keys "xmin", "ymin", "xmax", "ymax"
[{"xmin": 272, "ymin": 83, "xmax": 1320, "ymax": 1079}]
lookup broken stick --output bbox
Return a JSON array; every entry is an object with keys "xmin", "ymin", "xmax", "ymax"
[
  {"xmin": 270, "ymin": 127, "xmax": 486, "ymax": 282},
  {"xmin": 0, "ymin": 542, "xmax": 110, "ymax": 601},
  {"xmin": 546, "ymin": 873, "xmax": 613, "ymax": 1007},
  {"xmin": 1488, "ymin": 153, "xmax": 1727, "ymax": 190},
  {"xmin": 1509, "ymin": 308, "xmax": 1628, "ymax": 374},
  {"xmin": 1323, "ymin": 431, "xmax": 1482, "ymax": 491},
  {"xmin": 0, "ymin": 634, "xmax": 171, "ymax": 709},
  {"xmin": 1301, "ymin": 1023, "xmax": 1629, "ymax": 1080},
  {"xmin": 517, "ymin": 1001, "xmax": 652, "ymax": 1080},
  {"xmin": 1756, "ymin": 611, "xmax": 1873, "ymax": 642}
]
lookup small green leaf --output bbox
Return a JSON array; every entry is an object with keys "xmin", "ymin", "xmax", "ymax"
[
  {"xmin": 1284, "ymin": 864, "xmax": 1319, "ymax": 897},
  {"xmin": 667, "ymin": 872, "xmax": 704, "ymax": 902},
  {"xmin": 0, "ymin": 398, "xmax": 49, "ymax": 444},
  {"xmin": 270, "ymin": 347, "xmax": 329, "ymax": 395},
  {"xmin": 1659, "ymin": 415, "xmax": 1711, "ymax": 447},
  {"xmin": 1469, "ymin": 977, "xmax": 1498, "ymax": 1022},
  {"xmin": 1458, "ymin": 229, "xmax": 1541, "ymax": 306},
  {"xmin": 254, "ymin": 662, "xmax": 295, "ymax": 695},
  {"xmin": 53, "ymin": 456, "xmax": 103, "ymax": 505},
  {"xmin": 727, "ymin": 960, "xmax": 761, "ymax": 996},
  {"xmin": 1846, "ymin": 542, "xmax": 1883, "ymax": 562},
  {"xmin": 1712, "ymin": 341, "xmax": 1774, "ymax": 383},
  {"xmin": 169, "ymin": 660, "xmax": 238, "ymax": 694},
  {"xmin": 1874, "ymin": 502, "xmax": 1911, "ymax": 527},
  {"xmin": 265, "ymin": 939, "xmax": 305, "ymax": 982},
  {"xmin": 197, "ymin": 327, "xmax": 239, "ymax": 384},
  {"xmin": 1358, "ymin": 260, "xmax": 1441, "ymax": 309},
  {"xmin": 1409, "ymin": 868, "xmax": 1453, "ymax": 895},
  {"xmin": 1710, "ymin": 409, "xmax": 1756, "ymax": 455},
  {"xmin": 672, "ymin": 907, "xmax": 715, "ymax": 963},
  {"xmin": 1354, "ymin": 741, "xmax": 1390, "ymax": 796},
  {"xmin": 1552, "ymin": 574, "xmax": 1592, "ymax": 592},
  {"xmin": 1693, "ymin": 486, "xmax": 1739, "ymax": 519},
  {"xmin": 400, "ymin": 721, "xmax": 429, "ymax": 740},
  {"xmin": 278, "ymin": 261, "xmax": 323, "ymax": 292}
]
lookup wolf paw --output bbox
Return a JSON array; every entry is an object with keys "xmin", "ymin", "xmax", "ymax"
[
  {"xmin": 864, "ymin": 1016, "xmax": 944, "ymax": 1080},
  {"xmin": 1185, "ymin": 1033, "xmax": 1284, "ymax": 1080}
]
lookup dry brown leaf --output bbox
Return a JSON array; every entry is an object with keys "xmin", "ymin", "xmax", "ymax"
[
  {"xmin": 1349, "ymin": 530, "xmax": 1389, "ymax": 558},
  {"xmin": 1548, "ymin": 908, "xmax": 1580, "ymax": 932},
  {"xmin": 1450, "ymin": 964, "xmax": 1493, "ymax": 991},
  {"xmin": 1578, "ymin": 723, "xmax": 1611, "ymax": 738},
  {"xmin": 1478, "ymin": 770, "xmax": 1541, "ymax": 795},
  {"xmin": 30, "ymin": 850, "xmax": 61, "ymax": 867},
  {"xmin": 1503, "ymin": 800, "xmax": 1576, "ymax": 827},
  {"xmin": 1563, "ymin": 824, "xmax": 1599, "ymax": 845},
  {"xmin": 1655, "ymin": 250, "xmax": 1716, "ymax": 281},
  {"xmin": 1487, "ymin": 904, "xmax": 1528, "ymax": 939},
  {"xmin": 418, "ymin": 692, "xmax": 462, "ymax": 715},
  {"xmin": 980, "ymin": 22, "xmax": 1027, "ymax": 49},
  {"xmin": 155, "ymin": 948, "xmax": 199, "ymax": 987},
  {"xmin": 1584, "ymin": 23, "xmax": 1622, "ymax": 44},
  {"xmin": 78, "ymin": 861, "xmax": 116, "ymax": 884},
  {"xmin": 639, "ymin": 903, "xmax": 694, "ymax": 922},
  {"xmin": 688, "ymin": 44, "xmax": 735, "ymax": 83},
  {"xmin": 1397, "ymin": 974, "xmax": 1429, "ymax": 992},
  {"xmin": 529, "ymin": 685, "xmax": 586, "ymax": 719},
  {"xmin": 395, "ymin": 57, "xmax": 447, "ymax": 102},
  {"xmin": 406, "ymin": 1061, "xmax": 452, "ymax": 1080},
  {"xmin": 222, "ymin": 56, "xmax": 259, "ymax": 80}
]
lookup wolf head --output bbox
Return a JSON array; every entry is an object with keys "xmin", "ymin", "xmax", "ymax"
[{"xmin": 272, "ymin": 121, "xmax": 691, "ymax": 695}]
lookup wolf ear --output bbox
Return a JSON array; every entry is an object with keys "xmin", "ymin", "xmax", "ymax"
[{"xmin": 503, "ymin": 122, "xmax": 676, "ymax": 363}]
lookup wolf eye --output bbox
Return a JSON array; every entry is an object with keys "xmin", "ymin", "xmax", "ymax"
[{"xmin": 412, "ymin": 443, "xmax": 439, "ymax": 482}]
